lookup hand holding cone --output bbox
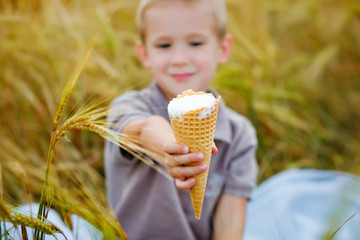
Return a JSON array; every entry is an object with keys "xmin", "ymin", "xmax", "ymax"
[{"xmin": 168, "ymin": 89, "xmax": 220, "ymax": 219}]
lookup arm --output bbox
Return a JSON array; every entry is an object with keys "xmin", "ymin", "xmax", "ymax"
[
  {"xmin": 213, "ymin": 194, "xmax": 247, "ymax": 240},
  {"xmin": 123, "ymin": 115, "xmax": 210, "ymax": 189}
]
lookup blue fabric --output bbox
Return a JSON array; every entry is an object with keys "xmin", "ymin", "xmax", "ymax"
[{"xmin": 244, "ymin": 169, "xmax": 360, "ymax": 240}]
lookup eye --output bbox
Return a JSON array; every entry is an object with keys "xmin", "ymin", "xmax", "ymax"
[
  {"xmin": 157, "ymin": 43, "xmax": 171, "ymax": 48},
  {"xmin": 190, "ymin": 41, "xmax": 203, "ymax": 47}
]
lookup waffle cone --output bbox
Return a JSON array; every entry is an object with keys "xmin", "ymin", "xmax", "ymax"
[{"xmin": 168, "ymin": 90, "xmax": 220, "ymax": 219}]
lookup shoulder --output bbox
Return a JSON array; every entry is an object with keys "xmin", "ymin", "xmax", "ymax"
[
  {"xmin": 110, "ymin": 87, "xmax": 151, "ymax": 107},
  {"xmin": 108, "ymin": 85, "xmax": 158, "ymax": 116},
  {"xmin": 223, "ymin": 105, "xmax": 257, "ymax": 145},
  {"xmin": 106, "ymin": 87, "xmax": 155, "ymax": 127}
]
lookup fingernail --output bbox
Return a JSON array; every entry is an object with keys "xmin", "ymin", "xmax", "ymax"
[
  {"xmin": 197, "ymin": 153, "xmax": 204, "ymax": 160},
  {"xmin": 200, "ymin": 164, "xmax": 207, "ymax": 171},
  {"xmin": 183, "ymin": 146, "xmax": 189, "ymax": 153}
]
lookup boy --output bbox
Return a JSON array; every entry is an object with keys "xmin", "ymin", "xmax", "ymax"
[{"xmin": 104, "ymin": 0, "xmax": 258, "ymax": 239}]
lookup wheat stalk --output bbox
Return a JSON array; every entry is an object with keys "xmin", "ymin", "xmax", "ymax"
[
  {"xmin": 53, "ymin": 44, "xmax": 96, "ymax": 130},
  {"xmin": 0, "ymin": 201, "xmax": 13, "ymax": 226},
  {"xmin": 11, "ymin": 213, "xmax": 61, "ymax": 236},
  {"xmin": 35, "ymin": 39, "xmax": 97, "ymax": 240},
  {"xmin": 326, "ymin": 209, "xmax": 360, "ymax": 240},
  {"xmin": 0, "ymin": 202, "xmax": 65, "ymax": 239}
]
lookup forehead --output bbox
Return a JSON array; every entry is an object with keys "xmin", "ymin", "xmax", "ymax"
[{"xmin": 143, "ymin": 1, "xmax": 217, "ymax": 40}]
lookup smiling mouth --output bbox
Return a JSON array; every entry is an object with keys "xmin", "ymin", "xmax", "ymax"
[{"xmin": 172, "ymin": 73, "xmax": 194, "ymax": 82}]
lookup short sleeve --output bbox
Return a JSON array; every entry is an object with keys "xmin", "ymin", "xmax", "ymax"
[
  {"xmin": 105, "ymin": 91, "xmax": 152, "ymax": 161},
  {"xmin": 107, "ymin": 91, "xmax": 152, "ymax": 133},
  {"xmin": 223, "ymin": 117, "xmax": 258, "ymax": 199}
]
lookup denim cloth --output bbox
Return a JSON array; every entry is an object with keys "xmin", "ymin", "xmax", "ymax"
[{"xmin": 244, "ymin": 169, "xmax": 360, "ymax": 240}]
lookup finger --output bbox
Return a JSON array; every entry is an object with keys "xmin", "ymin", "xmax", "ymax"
[
  {"xmin": 173, "ymin": 152, "xmax": 204, "ymax": 166},
  {"xmin": 212, "ymin": 142, "xmax": 218, "ymax": 154},
  {"xmin": 168, "ymin": 164, "xmax": 207, "ymax": 179},
  {"xmin": 164, "ymin": 142, "xmax": 189, "ymax": 155},
  {"xmin": 175, "ymin": 177, "xmax": 196, "ymax": 190}
]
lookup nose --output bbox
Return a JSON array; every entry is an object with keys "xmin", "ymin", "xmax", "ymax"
[{"xmin": 170, "ymin": 44, "xmax": 189, "ymax": 66}]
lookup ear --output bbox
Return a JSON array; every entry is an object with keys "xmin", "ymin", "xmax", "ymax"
[
  {"xmin": 218, "ymin": 34, "xmax": 233, "ymax": 64},
  {"xmin": 136, "ymin": 40, "xmax": 150, "ymax": 68}
]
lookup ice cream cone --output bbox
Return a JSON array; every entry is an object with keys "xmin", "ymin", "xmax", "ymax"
[{"xmin": 168, "ymin": 90, "xmax": 220, "ymax": 219}]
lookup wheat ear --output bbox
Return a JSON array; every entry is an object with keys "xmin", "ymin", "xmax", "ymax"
[{"xmin": 4, "ymin": 212, "xmax": 66, "ymax": 239}]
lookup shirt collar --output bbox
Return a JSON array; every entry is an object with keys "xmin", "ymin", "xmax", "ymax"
[{"xmin": 146, "ymin": 81, "xmax": 232, "ymax": 144}]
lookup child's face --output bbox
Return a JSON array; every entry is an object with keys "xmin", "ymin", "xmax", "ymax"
[{"xmin": 137, "ymin": 1, "xmax": 232, "ymax": 101}]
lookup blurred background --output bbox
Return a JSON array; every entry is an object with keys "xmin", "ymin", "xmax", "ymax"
[{"xmin": 0, "ymin": 0, "xmax": 359, "ymax": 235}]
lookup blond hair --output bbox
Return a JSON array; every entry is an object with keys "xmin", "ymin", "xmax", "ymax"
[{"xmin": 136, "ymin": 0, "xmax": 227, "ymax": 42}]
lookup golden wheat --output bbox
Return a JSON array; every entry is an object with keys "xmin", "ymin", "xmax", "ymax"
[
  {"xmin": 56, "ymin": 111, "xmax": 173, "ymax": 182},
  {"xmin": 11, "ymin": 212, "xmax": 61, "ymax": 236},
  {"xmin": 55, "ymin": 118, "xmax": 93, "ymax": 141},
  {"xmin": 0, "ymin": 201, "xmax": 13, "ymax": 226},
  {"xmin": 53, "ymin": 44, "xmax": 96, "ymax": 129}
]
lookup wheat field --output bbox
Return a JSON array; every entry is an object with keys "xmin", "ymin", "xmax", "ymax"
[{"xmin": 0, "ymin": 0, "xmax": 359, "ymax": 238}]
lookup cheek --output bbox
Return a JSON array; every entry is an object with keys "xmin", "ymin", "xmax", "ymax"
[
  {"xmin": 196, "ymin": 48, "xmax": 220, "ymax": 66},
  {"xmin": 149, "ymin": 53, "xmax": 168, "ymax": 69},
  {"xmin": 198, "ymin": 56, "xmax": 219, "ymax": 73}
]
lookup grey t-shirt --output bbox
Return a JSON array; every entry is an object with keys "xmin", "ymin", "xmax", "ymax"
[{"xmin": 104, "ymin": 82, "xmax": 258, "ymax": 240}]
